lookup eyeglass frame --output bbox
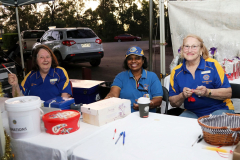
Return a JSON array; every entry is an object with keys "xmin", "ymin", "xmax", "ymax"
[{"xmin": 183, "ymin": 45, "xmax": 200, "ymax": 50}]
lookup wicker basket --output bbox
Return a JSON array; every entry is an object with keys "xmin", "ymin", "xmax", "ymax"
[{"xmin": 198, "ymin": 113, "xmax": 240, "ymax": 146}]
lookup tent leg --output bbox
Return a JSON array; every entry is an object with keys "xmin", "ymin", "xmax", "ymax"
[{"xmin": 15, "ymin": 6, "xmax": 25, "ymax": 77}]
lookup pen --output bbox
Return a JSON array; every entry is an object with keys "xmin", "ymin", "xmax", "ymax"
[
  {"xmin": 113, "ymin": 129, "xmax": 116, "ymax": 139},
  {"xmin": 123, "ymin": 131, "xmax": 125, "ymax": 145},
  {"xmin": 192, "ymin": 135, "xmax": 202, "ymax": 147},
  {"xmin": 115, "ymin": 132, "xmax": 123, "ymax": 145},
  {"xmin": 203, "ymin": 146, "xmax": 230, "ymax": 153},
  {"xmin": 2, "ymin": 64, "xmax": 13, "ymax": 74}
]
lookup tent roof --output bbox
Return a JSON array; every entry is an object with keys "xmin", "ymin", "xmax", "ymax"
[{"xmin": 0, "ymin": 0, "xmax": 54, "ymax": 6}]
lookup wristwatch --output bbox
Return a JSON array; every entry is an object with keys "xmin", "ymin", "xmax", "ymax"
[{"xmin": 208, "ymin": 89, "xmax": 212, "ymax": 97}]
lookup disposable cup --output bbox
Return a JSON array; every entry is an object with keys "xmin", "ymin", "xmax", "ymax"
[{"xmin": 138, "ymin": 97, "xmax": 150, "ymax": 118}]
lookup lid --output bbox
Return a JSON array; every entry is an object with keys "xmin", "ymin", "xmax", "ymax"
[
  {"xmin": 137, "ymin": 97, "xmax": 150, "ymax": 104},
  {"xmin": 5, "ymin": 96, "xmax": 41, "ymax": 112},
  {"xmin": 42, "ymin": 110, "xmax": 80, "ymax": 123}
]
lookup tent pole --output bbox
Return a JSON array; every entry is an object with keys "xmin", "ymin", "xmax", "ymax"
[
  {"xmin": 149, "ymin": 0, "xmax": 153, "ymax": 71},
  {"xmin": 159, "ymin": 0, "xmax": 165, "ymax": 84},
  {"xmin": 15, "ymin": 6, "xmax": 25, "ymax": 77}
]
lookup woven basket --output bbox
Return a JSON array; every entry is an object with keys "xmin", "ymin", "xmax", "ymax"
[{"xmin": 198, "ymin": 113, "xmax": 240, "ymax": 146}]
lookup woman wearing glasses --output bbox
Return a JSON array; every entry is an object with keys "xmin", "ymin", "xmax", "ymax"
[
  {"xmin": 169, "ymin": 34, "xmax": 234, "ymax": 118},
  {"xmin": 105, "ymin": 46, "xmax": 163, "ymax": 113}
]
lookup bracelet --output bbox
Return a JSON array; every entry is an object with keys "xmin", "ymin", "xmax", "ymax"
[
  {"xmin": 107, "ymin": 96, "xmax": 111, "ymax": 98},
  {"xmin": 182, "ymin": 92, "xmax": 186, "ymax": 99}
]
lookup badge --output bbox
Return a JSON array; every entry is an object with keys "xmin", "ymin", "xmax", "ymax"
[
  {"xmin": 201, "ymin": 70, "xmax": 211, "ymax": 74},
  {"xmin": 50, "ymin": 78, "xmax": 58, "ymax": 82}
]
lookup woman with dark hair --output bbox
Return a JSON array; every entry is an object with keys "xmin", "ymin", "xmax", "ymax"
[
  {"xmin": 8, "ymin": 45, "xmax": 72, "ymax": 101},
  {"xmin": 105, "ymin": 46, "xmax": 163, "ymax": 113}
]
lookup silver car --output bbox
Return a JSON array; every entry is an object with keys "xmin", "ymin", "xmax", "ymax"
[{"xmin": 32, "ymin": 27, "xmax": 104, "ymax": 66}]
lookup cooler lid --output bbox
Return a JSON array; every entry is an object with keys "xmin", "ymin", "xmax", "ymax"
[
  {"xmin": 42, "ymin": 110, "xmax": 80, "ymax": 122},
  {"xmin": 70, "ymin": 79, "xmax": 104, "ymax": 89}
]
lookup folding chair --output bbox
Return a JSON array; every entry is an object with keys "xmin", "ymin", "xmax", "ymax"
[{"xmin": 162, "ymin": 86, "xmax": 169, "ymax": 114}]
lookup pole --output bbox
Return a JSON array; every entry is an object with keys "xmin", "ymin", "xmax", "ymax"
[
  {"xmin": 15, "ymin": 5, "xmax": 25, "ymax": 77},
  {"xmin": 149, "ymin": 0, "xmax": 153, "ymax": 71},
  {"xmin": 159, "ymin": 0, "xmax": 165, "ymax": 83}
]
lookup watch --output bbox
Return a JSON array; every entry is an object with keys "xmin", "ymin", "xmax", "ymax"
[{"xmin": 208, "ymin": 89, "xmax": 212, "ymax": 97}]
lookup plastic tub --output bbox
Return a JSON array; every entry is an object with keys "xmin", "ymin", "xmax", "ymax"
[
  {"xmin": 5, "ymin": 96, "xmax": 42, "ymax": 139},
  {"xmin": 42, "ymin": 110, "xmax": 80, "ymax": 135}
]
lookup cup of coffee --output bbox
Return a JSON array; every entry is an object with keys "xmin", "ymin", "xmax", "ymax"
[{"xmin": 138, "ymin": 97, "xmax": 150, "ymax": 118}]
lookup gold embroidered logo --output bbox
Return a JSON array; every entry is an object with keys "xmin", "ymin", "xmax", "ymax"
[
  {"xmin": 203, "ymin": 75, "xmax": 210, "ymax": 80},
  {"xmin": 130, "ymin": 47, "xmax": 137, "ymax": 52},
  {"xmin": 31, "ymin": 83, "xmax": 37, "ymax": 86}
]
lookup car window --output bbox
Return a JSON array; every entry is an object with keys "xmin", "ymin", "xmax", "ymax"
[
  {"xmin": 52, "ymin": 31, "xmax": 63, "ymax": 40},
  {"xmin": 23, "ymin": 31, "xmax": 45, "ymax": 39},
  {"xmin": 67, "ymin": 29, "xmax": 97, "ymax": 38},
  {"xmin": 41, "ymin": 31, "xmax": 52, "ymax": 41}
]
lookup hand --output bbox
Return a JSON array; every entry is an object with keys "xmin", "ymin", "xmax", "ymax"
[
  {"xmin": 8, "ymin": 73, "xmax": 18, "ymax": 86},
  {"xmin": 182, "ymin": 87, "xmax": 193, "ymax": 98},
  {"xmin": 133, "ymin": 99, "xmax": 139, "ymax": 110},
  {"xmin": 194, "ymin": 86, "xmax": 208, "ymax": 97}
]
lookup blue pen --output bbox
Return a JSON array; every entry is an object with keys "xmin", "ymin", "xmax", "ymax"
[
  {"xmin": 115, "ymin": 132, "xmax": 123, "ymax": 145},
  {"xmin": 123, "ymin": 131, "xmax": 125, "ymax": 145}
]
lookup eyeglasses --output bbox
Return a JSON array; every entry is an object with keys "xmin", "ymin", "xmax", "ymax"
[
  {"xmin": 183, "ymin": 45, "xmax": 200, "ymax": 50},
  {"xmin": 137, "ymin": 83, "xmax": 148, "ymax": 93}
]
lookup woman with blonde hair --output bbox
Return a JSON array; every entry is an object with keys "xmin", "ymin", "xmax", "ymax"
[{"xmin": 169, "ymin": 34, "xmax": 234, "ymax": 118}]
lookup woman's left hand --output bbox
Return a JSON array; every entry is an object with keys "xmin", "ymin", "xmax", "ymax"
[{"xmin": 194, "ymin": 86, "xmax": 208, "ymax": 97}]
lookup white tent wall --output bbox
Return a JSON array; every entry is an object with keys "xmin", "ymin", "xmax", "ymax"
[{"xmin": 168, "ymin": 0, "xmax": 240, "ymax": 58}]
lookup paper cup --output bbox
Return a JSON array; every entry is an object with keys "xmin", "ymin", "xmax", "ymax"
[{"xmin": 138, "ymin": 97, "xmax": 150, "ymax": 118}]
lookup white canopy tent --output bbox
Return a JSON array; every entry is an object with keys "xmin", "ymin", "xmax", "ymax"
[{"xmin": 168, "ymin": 0, "xmax": 240, "ymax": 58}]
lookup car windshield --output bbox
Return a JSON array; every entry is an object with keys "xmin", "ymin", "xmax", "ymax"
[
  {"xmin": 23, "ymin": 31, "xmax": 45, "ymax": 39},
  {"xmin": 67, "ymin": 29, "xmax": 97, "ymax": 38}
]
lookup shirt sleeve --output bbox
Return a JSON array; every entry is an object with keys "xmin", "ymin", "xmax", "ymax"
[
  {"xmin": 111, "ymin": 72, "xmax": 123, "ymax": 89},
  {"xmin": 20, "ymin": 71, "xmax": 32, "ymax": 95},
  {"xmin": 213, "ymin": 62, "xmax": 231, "ymax": 88},
  {"xmin": 149, "ymin": 72, "xmax": 163, "ymax": 98},
  {"xmin": 169, "ymin": 72, "xmax": 181, "ymax": 97},
  {"xmin": 57, "ymin": 68, "xmax": 72, "ymax": 95}
]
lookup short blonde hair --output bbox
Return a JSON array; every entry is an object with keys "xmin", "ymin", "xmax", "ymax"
[{"xmin": 180, "ymin": 34, "xmax": 209, "ymax": 60}]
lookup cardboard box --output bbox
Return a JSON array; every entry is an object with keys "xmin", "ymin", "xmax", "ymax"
[
  {"xmin": 81, "ymin": 97, "xmax": 131, "ymax": 126},
  {"xmin": 70, "ymin": 79, "xmax": 104, "ymax": 104}
]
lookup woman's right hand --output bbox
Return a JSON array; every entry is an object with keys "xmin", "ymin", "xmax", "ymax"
[
  {"xmin": 8, "ymin": 74, "xmax": 19, "ymax": 86},
  {"xmin": 182, "ymin": 87, "xmax": 193, "ymax": 98}
]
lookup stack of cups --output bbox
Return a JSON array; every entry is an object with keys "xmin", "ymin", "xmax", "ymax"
[{"xmin": 138, "ymin": 97, "xmax": 150, "ymax": 118}]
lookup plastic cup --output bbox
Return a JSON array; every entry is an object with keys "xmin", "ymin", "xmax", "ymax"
[{"xmin": 138, "ymin": 97, "xmax": 150, "ymax": 118}]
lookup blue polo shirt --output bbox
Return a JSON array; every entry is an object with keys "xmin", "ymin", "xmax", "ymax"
[
  {"xmin": 112, "ymin": 69, "xmax": 163, "ymax": 113},
  {"xmin": 169, "ymin": 57, "xmax": 234, "ymax": 117},
  {"xmin": 20, "ymin": 67, "xmax": 72, "ymax": 101}
]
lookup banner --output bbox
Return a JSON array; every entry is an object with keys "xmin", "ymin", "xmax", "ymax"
[{"xmin": 168, "ymin": 0, "xmax": 240, "ymax": 57}]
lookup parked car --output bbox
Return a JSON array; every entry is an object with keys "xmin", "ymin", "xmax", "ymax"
[
  {"xmin": 32, "ymin": 27, "xmax": 104, "ymax": 67},
  {"xmin": 114, "ymin": 34, "xmax": 141, "ymax": 42},
  {"xmin": 21, "ymin": 30, "xmax": 45, "ymax": 55}
]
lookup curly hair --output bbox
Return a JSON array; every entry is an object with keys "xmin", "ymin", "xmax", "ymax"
[
  {"xmin": 123, "ymin": 56, "xmax": 148, "ymax": 70},
  {"xmin": 32, "ymin": 45, "xmax": 58, "ymax": 71},
  {"xmin": 180, "ymin": 34, "xmax": 209, "ymax": 60}
]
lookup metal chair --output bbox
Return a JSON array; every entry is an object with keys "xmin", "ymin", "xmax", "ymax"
[{"xmin": 162, "ymin": 86, "xmax": 169, "ymax": 114}]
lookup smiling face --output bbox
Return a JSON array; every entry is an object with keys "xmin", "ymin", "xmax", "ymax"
[
  {"xmin": 126, "ymin": 55, "xmax": 144, "ymax": 72},
  {"xmin": 182, "ymin": 37, "xmax": 202, "ymax": 63},
  {"xmin": 37, "ymin": 49, "xmax": 52, "ymax": 73}
]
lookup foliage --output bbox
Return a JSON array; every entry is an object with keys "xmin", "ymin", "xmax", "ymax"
[
  {"xmin": 2, "ymin": 33, "xmax": 18, "ymax": 50},
  {"xmin": 0, "ymin": 0, "xmax": 164, "ymax": 42}
]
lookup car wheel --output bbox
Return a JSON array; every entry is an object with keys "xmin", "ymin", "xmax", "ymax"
[
  {"xmin": 90, "ymin": 59, "xmax": 101, "ymax": 67},
  {"xmin": 134, "ymin": 39, "xmax": 136, "ymax": 41},
  {"xmin": 54, "ymin": 52, "xmax": 63, "ymax": 66},
  {"xmin": 118, "ymin": 39, "xmax": 121, "ymax": 42}
]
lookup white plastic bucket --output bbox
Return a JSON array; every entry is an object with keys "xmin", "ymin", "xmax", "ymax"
[{"xmin": 5, "ymin": 96, "xmax": 42, "ymax": 139}]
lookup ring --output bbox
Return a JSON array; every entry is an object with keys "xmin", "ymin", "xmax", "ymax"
[{"xmin": 199, "ymin": 92, "xmax": 202, "ymax": 95}]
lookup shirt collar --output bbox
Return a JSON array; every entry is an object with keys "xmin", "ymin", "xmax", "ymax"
[
  {"xmin": 128, "ymin": 68, "xmax": 147, "ymax": 79},
  {"xmin": 36, "ymin": 67, "xmax": 54, "ymax": 79},
  {"xmin": 182, "ymin": 57, "xmax": 205, "ymax": 72}
]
